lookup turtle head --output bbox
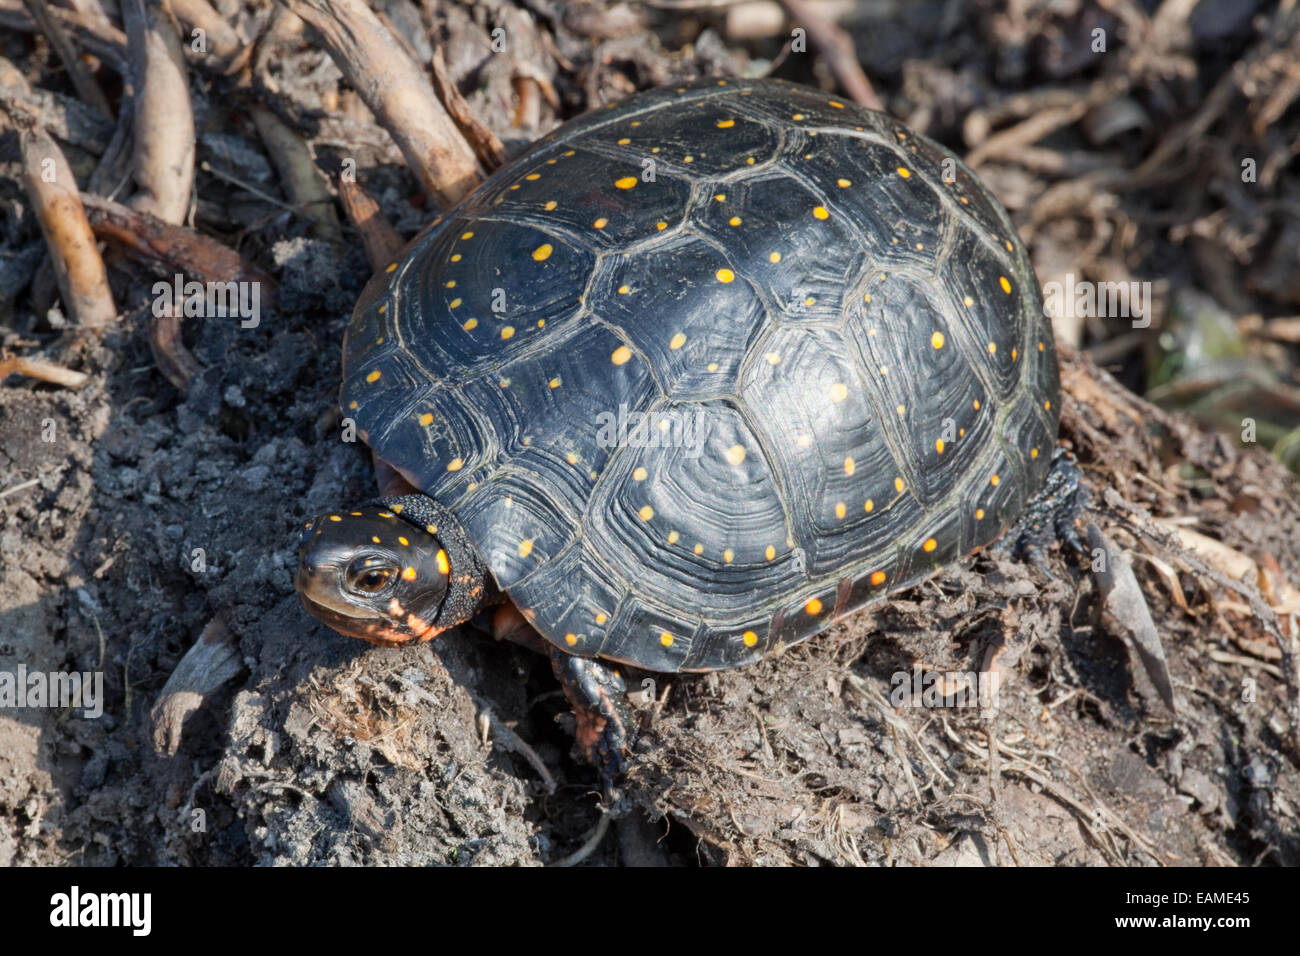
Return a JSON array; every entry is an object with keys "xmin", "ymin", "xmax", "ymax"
[{"xmin": 295, "ymin": 506, "xmax": 451, "ymax": 646}]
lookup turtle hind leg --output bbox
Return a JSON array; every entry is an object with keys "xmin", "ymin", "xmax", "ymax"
[
  {"xmin": 997, "ymin": 447, "xmax": 1091, "ymax": 574},
  {"xmin": 549, "ymin": 648, "xmax": 636, "ymax": 804}
]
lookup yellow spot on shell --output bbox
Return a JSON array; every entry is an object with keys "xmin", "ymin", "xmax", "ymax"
[
  {"xmin": 895, "ymin": 477, "xmax": 905, "ymax": 493},
  {"xmin": 593, "ymin": 218, "xmax": 608, "ymax": 229},
  {"xmin": 1031, "ymin": 448, "xmax": 1039, "ymax": 459},
  {"xmin": 385, "ymin": 263, "xmax": 397, "ymax": 273},
  {"xmin": 449, "ymin": 298, "xmax": 462, "ymax": 308},
  {"xmin": 987, "ymin": 342, "xmax": 997, "ymax": 354},
  {"xmin": 434, "ymin": 549, "xmax": 450, "ymax": 575},
  {"xmin": 366, "ymin": 370, "xmax": 381, "ymax": 383},
  {"xmin": 1044, "ymin": 400, "xmax": 1052, "ymax": 411},
  {"xmin": 999, "ymin": 276, "xmax": 1012, "ymax": 294},
  {"xmin": 463, "ymin": 318, "xmax": 478, "ymax": 331},
  {"xmin": 447, "ymin": 458, "xmax": 464, "ymax": 471},
  {"xmin": 805, "ymin": 598, "xmax": 822, "ymax": 615},
  {"xmin": 693, "ymin": 543, "xmax": 704, "ymax": 555},
  {"xmin": 633, "ymin": 467, "xmax": 648, "ymax": 481},
  {"xmin": 844, "ymin": 457, "xmax": 855, "ymax": 476},
  {"xmin": 377, "ymin": 304, "xmax": 387, "ymax": 315},
  {"xmin": 618, "ymin": 285, "xmax": 630, "ymax": 295},
  {"xmin": 668, "ymin": 531, "xmax": 680, "ymax": 544},
  {"xmin": 371, "ymin": 536, "xmax": 381, "ymax": 544},
  {"xmin": 660, "ymin": 632, "xmax": 673, "ymax": 647},
  {"xmin": 549, "ymin": 377, "xmax": 561, "ymax": 389},
  {"xmin": 766, "ymin": 352, "xmax": 780, "ymax": 364},
  {"xmin": 864, "ymin": 499, "xmax": 874, "ymax": 513},
  {"xmin": 963, "ymin": 295, "xmax": 974, "ymax": 307},
  {"xmin": 398, "ymin": 536, "xmax": 409, "ymax": 546},
  {"xmin": 813, "ymin": 206, "xmax": 829, "ymax": 219},
  {"xmin": 769, "ymin": 251, "xmax": 781, "ymax": 263},
  {"xmin": 976, "ymin": 508, "xmax": 985, "ymax": 520},
  {"xmin": 669, "ymin": 332, "xmax": 686, "ymax": 350},
  {"xmin": 518, "ymin": 539, "xmax": 534, "ymax": 558},
  {"xmin": 419, "ymin": 412, "xmax": 433, "ymax": 426},
  {"xmin": 328, "ymin": 515, "xmax": 341, "ymax": 522},
  {"xmin": 707, "ymin": 362, "xmax": 719, "ymax": 372},
  {"xmin": 525, "ymin": 173, "xmax": 541, "ymax": 181},
  {"xmin": 717, "ymin": 119, "xmax": 735, "ymax": 128},
  {"xmin": 835, "ymin": 502, "xmax": 847, "ymax": 519},
  {"xmin": 544, "ymin": 201, "xmax": 557, "ymax": 211},
  {"xmin": 973, "ymin": 399, "xmax": 981, "ymax": 410},
  {"xmin": 743, "ymin": 631, "xmax": 758, "ymax": 647},
  {"xmin": 612, "ymin": 345, "xmax": 632, "ymax": 365},
  {"xmin": 991, "ymin": 474, "xmax": 1000, "ymax": 486},
  {"xmin": 501, "ymin": 326, "xmax": 515, "ymax": 339},
  {"xmin": 765, "ymin": 545, "xmax": 776, "ymax": 560},
  {"xmin": 829, "ymin": 382, "xmax": 849, "ymax": 402},
  {"xmin": 729, "ymin": 216, "xmax": 742, "ymax": 226},
  {"xmin": 402, "ymin": 566, "xmax": 417, "ymax": 580},
  {"xmin": 716, "ymin": 268, "xmax": 735, "ymax": 283},
  {"xmin": 596, "ymin": 612, "xmax": 607, "ymax": 625},
  {"xmin": 936, "ymin": 438, "xmax": 945, "ymax": 453},
  {"xmin": 615, "ymin": 176, "xmax": 638, "ymax": 189},
  {"xmin": 932, "ymin": 331, "xmax": 945, "ymax": 349},
  {"xmin": 1038, "ymin": 341, "xmax": 1045, "ymax": 351},
  {"xmin": 871, "ymin": 570, "xmax": 886, "ymax": 586},
  {"xmin": 461, "ymin": 231, "xmax": 473, "ymax": 240},
  {"xmin": 897, "ymin": 167, "xmax": 912, "ymax": 178},
  {"xmin": 656, "ymin": 222, "xmax": 668, "ymax": 231},
  {"xmin": 563, "ymin": 633, "xmax": 577, "ymax": 647},
  {"xmin": 837, "ymin": 178, "xmax": 851, "ymax": 187},
  {"xmin": 639, "ymin": 505, "xmax": 654, "ymax": 521},
  {"xmin": 725, "ymin": 444, "xmax": 746, "ymax": 466},
  {"xmin": 533, "ymin": 244, "xmax": 553, "ymax": 261},
  {"xmin": 723, "ymin": 549, "xmax": 734, "ymax": 563}
]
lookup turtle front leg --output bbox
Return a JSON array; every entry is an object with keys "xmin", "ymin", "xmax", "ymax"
[{"xmin": 549, "ymin": 648, "xmax": 636, "ymax": 794}]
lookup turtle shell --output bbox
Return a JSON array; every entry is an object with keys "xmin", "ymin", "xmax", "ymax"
[{"xmin": 341, "ymin": 77, "xmax": 1059, "ymax": 673}]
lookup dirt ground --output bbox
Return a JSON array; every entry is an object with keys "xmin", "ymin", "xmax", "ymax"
[{"xmin": 2, "ymin": 1, "xmax": 1300, "ymax": 866}]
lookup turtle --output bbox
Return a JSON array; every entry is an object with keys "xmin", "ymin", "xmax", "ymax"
[{"xmin": 295, "ymin": 76, "xmax": 1071, "ymax": 788}]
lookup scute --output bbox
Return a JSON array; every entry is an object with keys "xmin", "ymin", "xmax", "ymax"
[{"xmin": 347, "ymin": 78, "xmax": 1060, "ymax": 673}]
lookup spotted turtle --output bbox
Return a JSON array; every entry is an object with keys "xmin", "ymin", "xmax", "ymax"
[{"xmin": 295, "ymin": 77, "xmax": 1062, "ymax": 785}]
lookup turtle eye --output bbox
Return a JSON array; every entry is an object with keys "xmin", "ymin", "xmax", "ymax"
[{"xmin": 346, "ymin": 557, "xmax": 397, "ymax": 595}]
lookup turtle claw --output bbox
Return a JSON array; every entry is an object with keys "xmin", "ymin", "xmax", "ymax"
[
  {"xmin": 550, "ymin": 649, "xmax": 635, "ymax": 805},
  {"xmin": 999, "ymin": 448, "xmax": 1091, "ymax": 574}
]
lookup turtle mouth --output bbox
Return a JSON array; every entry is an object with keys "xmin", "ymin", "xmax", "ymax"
[{"xmin": 295, "ymin": 565, "xmax": 439, "ymax": 647}]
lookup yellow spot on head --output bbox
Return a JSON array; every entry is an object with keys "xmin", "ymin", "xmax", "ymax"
[
  {"xmin": 612, "ymin": 345, "xmax": 632, "ymax": 365},
  {"xmin": 385, "ymin": 263, "xmax": 397, "ymax": 273},
  {"xmin": 805, "ymin": 598, "xmax": 822, "ymax": 615},
  {"xmin": 435, "ymin": 550, "xmax": 449, "ymax": 575},
  {"xmin": 518, "ymin": 539, "xmax": 534, "ymax": 558},
  {"xmin": 402, "ymin": 566, "xmax": 417, "ymax": 580},
  {"xmin": 923, "ymin": 538, "xmax": 937, "ymax": 553},
  {"xmin": 366, "ymin": 370, "xmax": 381, "ymax": 383},
  {"xmin": 426, "ymin": 525, "xmax": 437, "ymax": 534},
  {"xmin": 725, "ymin": 444, "xmax": 746, "ymax": 466},
  {"xmin": 829, "ymin": 382, "xmax": 849, "ymax": 402},
  {"xmin": 639, "ymin": 505, "xmax": 654, "ymax": 521},
  {"xmin": 716, "ymin": 268, "xmax": 735, "ymax": 283},
  {"xmin": 533, "ymin": 244, "xmax": 553, "ymax": 261},
  {"xmin": 813, "ymin": 206, "xmax": 829, "ymax": 220},
  {"xmin": 615, "ymin": 176, "xmax": 638, "ymax": 189},
  {"xmin": 743, "ymin": 630, "xmax": 758, "ymax": 647},
  {"xmin": 669, "ymin": 332, "xmax": 686, "ymax": 350}
]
